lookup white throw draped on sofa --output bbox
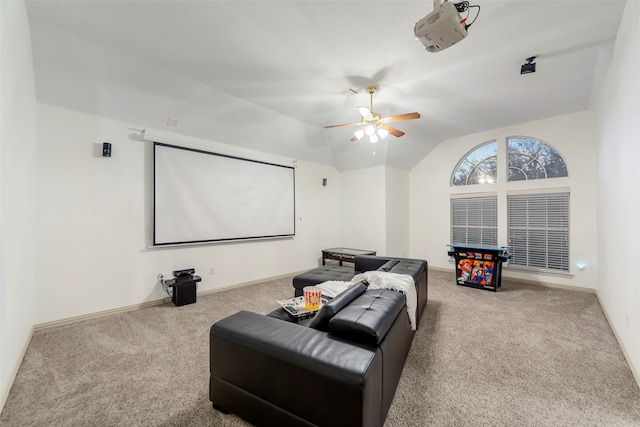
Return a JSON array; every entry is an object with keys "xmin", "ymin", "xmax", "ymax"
[{"xmin": 316, "ymin": 281, "xmax": 354, "ymax": 298}]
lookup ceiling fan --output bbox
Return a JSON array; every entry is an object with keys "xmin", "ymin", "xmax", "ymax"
[{"xmin": 325, "ymin": 86, "xmax": 420, "ymax": 143}]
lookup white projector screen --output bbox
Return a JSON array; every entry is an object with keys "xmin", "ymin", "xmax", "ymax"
[{"xmin": 153, "ymin": 142, "xmax": 295, "ymax": 246}]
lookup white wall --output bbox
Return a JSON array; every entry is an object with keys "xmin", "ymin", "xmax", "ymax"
[
  {"xmin": 340, "ymin": 166, "xmax": 387, "ymax": 254},
  {"xmin": 409, "ymin": 111, "xmax": 599, "ymax": 289},
  {"xmin": 595, "ymin": 0, "xmax": 640, "ymax": 383},
  {"xmin": 385, "ymin": 166, "xmax": 409, "ymax": 258},
  {"xmin": 33, "ymin": 104, "xmax": 342, "ymax": 324},
  {"xmin": 339, "ymin": 165, "xmax": 409, "ymax": 258},
  {"xmin": 0, "ymin": 0, "xmax": 37, "ymax": 408}
]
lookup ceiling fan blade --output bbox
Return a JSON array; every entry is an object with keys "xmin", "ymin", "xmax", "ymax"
[
  {"xmin": 381, "ymin": 125, "xmax": 405, "ymax": 138},
  {"xmin": 324, "ymin": 122, "xmax": 362, "ymax": 129},
  {"xmin": 357, "ymin": 106, "xmax": 373, "ymax": 121},
  {"xmin": 383, "ymin": 112, "xmax": 421, "ymax": 123}
]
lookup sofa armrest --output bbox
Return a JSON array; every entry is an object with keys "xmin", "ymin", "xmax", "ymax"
[
  {"xmin": 210, "ymin": 311, "xmax": 383, "ymax": 426},
  {"xmin": 308, "ymin": 282, "xmax": 367, "ymax": 331}
]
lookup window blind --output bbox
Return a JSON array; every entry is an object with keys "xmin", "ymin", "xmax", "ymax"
[
  {"xmin": 507, "ymin": 192, "xmax": 569, "ymax": 271},
  {"xmin": 451, "ymin": 196, "xmax": 498, "ymax": 246}
]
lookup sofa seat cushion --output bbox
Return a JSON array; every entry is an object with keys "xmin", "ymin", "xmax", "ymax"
[{"xmin": 329, "ymin": 289, "xmax": 405, "ymax": 347}]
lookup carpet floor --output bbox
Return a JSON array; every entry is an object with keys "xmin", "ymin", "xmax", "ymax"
[{"xmin": 1, "ymin": 269, "xmax": 639, "ymax": 426}]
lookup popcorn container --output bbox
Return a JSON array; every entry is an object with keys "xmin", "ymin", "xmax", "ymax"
[{"xmin": 303, "ymin": 286, "xmax": 322, "ymax": 311}]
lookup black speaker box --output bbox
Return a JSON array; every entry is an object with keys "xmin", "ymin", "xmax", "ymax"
[
  {"xmin": 102, "ymin": 142, "xmax": 112, "ymax": 157},
  {"xmin": 172, "ymin": 282, "xmax": 197, "ymax": 306}
]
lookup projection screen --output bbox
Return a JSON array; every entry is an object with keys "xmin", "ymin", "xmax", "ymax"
[{"xmin": 153, "ymin": 142, "xmax": 295, "ymax": 246}]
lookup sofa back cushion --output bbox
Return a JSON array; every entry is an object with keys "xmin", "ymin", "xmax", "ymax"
[
  {"xmin": 328, "ymin": 289, "xmax": 405, "ymax": 346},
  {"xmin": 378, "ymin": 260, "xmax": 400, "ymax": 272},
  {"xmin": 387, "ymin": 259, "xmax": 427, "ymax": 283},
  {"xmin": 354, "ymin": 256, "xmax": 392, "ymax": 274},
  {"xmin": 308, "ymin": 282, "xmax": 367, "ymax": 331}
]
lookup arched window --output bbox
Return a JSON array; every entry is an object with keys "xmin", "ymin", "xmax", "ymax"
[
  {"xmin": 450, "ymin": 137, "xmax": 570, "ymax": 272},
  {"xmin": 508, "ymin": 136, "xmax": 568, "ymax": 181},
  {"xmin": 451, "ymin": 141, "xmax": 497, "ymax": 186}
]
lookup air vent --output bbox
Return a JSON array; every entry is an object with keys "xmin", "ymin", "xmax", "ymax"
[{"xmin": 335, "ymin": 88, "xmax": 358, "ymax": 98}]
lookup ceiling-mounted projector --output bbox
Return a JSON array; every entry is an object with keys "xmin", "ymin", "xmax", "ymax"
[{"xmin": 414, "ymin": 0, "xmax": 473, "ymax": 53}]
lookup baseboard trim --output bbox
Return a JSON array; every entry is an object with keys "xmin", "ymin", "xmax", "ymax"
[
  {"xmin": 34, "ymin": 271, "xmax": 305, "ymax": 331},
  {"xmin": 197, "ymin": 270, "xmax": 304, "ymax": 297},
  {"xmin": 36, "ymin": 267, "xmax": 595, "ymax": 331},
  {"xmin": 429, "ymin": 266, "xmax": 596, "ymax": 293},
  {"xmin": 596, "ymin": 293, "xmax": 640, "ymax": 390},
  {"xmin": 33, "ymin": 299, "xmax": 169, "ymax": 331},
  {"xmin": 502, "ymin": 276, "xmax": 596, "ymax": 293},
  {"xmin": 0, "ymin": 326, "xmax": 34, "ymax": 412}
]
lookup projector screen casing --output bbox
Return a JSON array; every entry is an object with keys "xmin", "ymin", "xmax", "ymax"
[{"xmin": 153, "ymin": 142, "xmax": 295, "ymax": 246}]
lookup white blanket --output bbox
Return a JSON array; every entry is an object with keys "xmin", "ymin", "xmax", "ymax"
[
  {"xmin": 350, "ymin": 271, "xmax": 417, "ymax": 330},
  {"xmin": 315, "ymin": 280, "xmax": 354, "ymax": 298}
]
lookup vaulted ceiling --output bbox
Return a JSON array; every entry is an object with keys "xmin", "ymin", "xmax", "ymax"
[{"xmin": 25, "ymin": 1, "xmax": 626, "ymax": 171}]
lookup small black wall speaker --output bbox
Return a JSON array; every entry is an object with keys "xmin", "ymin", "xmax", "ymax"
[
  {"xmin": 520, "ymin": 56, "xmax": 537, "ymax": 75},
  {"xmin": 102, "ymin": 142, "xmax": 112, "ymax": 157},
  {"xmin": 322, "ymin": 178, "xmax": 327, "ymax": 186}
]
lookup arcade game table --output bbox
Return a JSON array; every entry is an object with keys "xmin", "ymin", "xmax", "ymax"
[{"xmin": 447, "ymin": 244, "xmax": 510, "ymax": 292}]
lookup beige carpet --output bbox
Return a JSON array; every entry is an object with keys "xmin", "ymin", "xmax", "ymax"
[{"xmin": 1, "ymin": 270, "xmax": 639, "ymax": 426}]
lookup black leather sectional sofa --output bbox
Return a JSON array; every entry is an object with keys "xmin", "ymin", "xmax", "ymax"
[{"xmin": 209, "ymin": 255, "xmax": 428, "ymax": 426}]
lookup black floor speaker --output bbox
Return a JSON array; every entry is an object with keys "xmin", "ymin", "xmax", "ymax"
[{"xmin": 172, "ymin": 282, "xmax": 197, "ymax": 306}]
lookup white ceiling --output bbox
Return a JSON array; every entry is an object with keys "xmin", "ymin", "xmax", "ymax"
[{"xmin": 25, "ymin": 0, "xmax": 626, "ymax": 171}]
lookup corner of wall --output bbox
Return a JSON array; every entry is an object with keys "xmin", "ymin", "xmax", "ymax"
[{"xmin": 1, "ymin": 0, "xmax": 38, "ymax": 412}]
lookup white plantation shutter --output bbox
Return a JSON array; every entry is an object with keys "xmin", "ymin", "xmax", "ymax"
[
  {"xmin": 451, "ymin": 196, "xmax": 498, "ymax": 246},
  {"xmin": 507, "ymin": 192, "xmax": 570, "ymax": 271}
]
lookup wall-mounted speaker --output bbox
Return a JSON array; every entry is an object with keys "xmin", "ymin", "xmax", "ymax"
[
  {"xmin": 102, "ymin": 142, "xmax": 112, "ymax": 157},
  {"xmin": 322, "ymin": 178, "xmax": 327, "ymax": 186}
]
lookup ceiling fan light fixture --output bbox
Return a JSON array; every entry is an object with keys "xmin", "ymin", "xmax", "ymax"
[
  {"xmin": 364, "ymin": 125, "xmax": 375, "ymax": 136},
  {"xmin": 324, "ymin": 84, "xmax": 420, "ymax": 145}
]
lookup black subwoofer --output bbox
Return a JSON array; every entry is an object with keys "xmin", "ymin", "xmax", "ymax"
[{"xmin": 172, "ymin": 282, "xmax": 197, "ymax": 306}]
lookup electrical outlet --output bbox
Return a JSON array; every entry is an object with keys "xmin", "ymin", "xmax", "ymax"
[
  {"xmin": 626, "ymin": 312, "xmax": 630, "ymax": 327},
  {"xmin": 210, "ymin": 267, "xmax": 215, "ymax": 275}
]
